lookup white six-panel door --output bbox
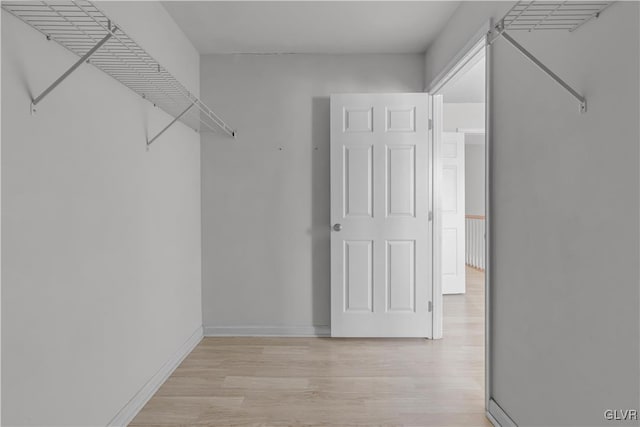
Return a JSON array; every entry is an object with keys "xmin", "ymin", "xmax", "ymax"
[
  {"xmin": 330, "ymin": 93, "xmax": 431, "ymax": 337},
  {"xmin": 441, "ymin": 132, "xmax": 466, "ymax": 294}
]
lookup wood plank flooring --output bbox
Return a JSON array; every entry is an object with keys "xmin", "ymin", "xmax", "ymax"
[{"xmin": 130, "ymin": 267, "xmax": 488, "ymax": 426}]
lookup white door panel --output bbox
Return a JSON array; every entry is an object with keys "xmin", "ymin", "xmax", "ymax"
[
  {"xmin": 344, "ymin": 240, "xmax": 373, "ymax": 312},
  {"xmin": 330, "ymin": 93, "xmax": 431, "ymax": 338},
  {"xmin": 344, "ymin": 145, "xmax": 373, "ymax": 218},
  {"xmin": 441, "ymin": 132, "xmax": 466, "ymax": 294}
]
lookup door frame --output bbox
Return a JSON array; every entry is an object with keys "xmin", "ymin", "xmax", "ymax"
[{"xmin": 426, "ymin": 19, "xmax": 492, "ymax": 410}]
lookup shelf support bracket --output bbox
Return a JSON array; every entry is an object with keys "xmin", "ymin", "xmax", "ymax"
[
  {"xmin": 147, "ymin": 103, "xmax": 195, "ymax": 147},
  {"xmin": 489, "ymin": 23, "xmax": 587, "ymax": 113},
  {"xmin": 31, "ymin": 31, "xmax": 114, "ymax": 114}
]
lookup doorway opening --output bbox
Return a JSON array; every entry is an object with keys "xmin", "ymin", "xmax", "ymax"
[{"xmin": 429, "ymin": 28, "xmax": 489, "ymax": 409}]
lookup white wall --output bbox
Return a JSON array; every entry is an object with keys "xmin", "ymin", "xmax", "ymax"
[
  {"xmin": 443, "ymin": 102, "xmax": 485, "ymax": 132},
  {"xmin": 200, "ymin": 54, "xmax": 424, "ymax": 334},
  {"xmin": 2, "ymin": 3, "xmax": 202, "ymax": 425},
  {"xmin": 426, "ymin": 2, "xmax": 639, "ymax": 425}
]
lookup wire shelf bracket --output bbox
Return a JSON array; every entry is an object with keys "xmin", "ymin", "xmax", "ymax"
[
  {"xmin": 488, "ymin": 1, "xmax": 614, "ymax": 113},
  {"xmin": 147, "ymin": 103, "xmax": 194, "ymax": 147},
  {"xmin": 2, "ymin": 0, "xmax": 237, "ymax": 144}
]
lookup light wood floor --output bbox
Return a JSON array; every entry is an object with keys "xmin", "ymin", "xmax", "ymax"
[{"xmin": 130, "ymin": 267, "xmax": 488, "ymax": 426}]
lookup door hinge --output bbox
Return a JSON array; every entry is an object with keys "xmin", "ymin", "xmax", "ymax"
[
  {"xmin": 428, "ymin": 118, "xmax": 433, "ymax": 130},
  {"xmin": 428, "ymin": 211, "xmax": 433, "ymax": 221},
  {"xmin": 428, "ymin": 301, "xmax": 433, "ymax": 312}
]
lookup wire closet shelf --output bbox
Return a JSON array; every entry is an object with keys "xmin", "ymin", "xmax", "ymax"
[
  {"xmin": 500, "ymin": 1, "xmax": 613, "ymax": 32},
  {"xmin": 1, "ymin": 0, "xmax": 236, "ymax": 140},
  {"xmin": 490, "ymin": 1, "xmax": 614, "ymax": 113}
]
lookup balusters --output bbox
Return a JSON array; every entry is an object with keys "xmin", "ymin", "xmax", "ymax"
[{"xmin": 465, "ymin": 215, "xmax": 485, "ymax": 270}]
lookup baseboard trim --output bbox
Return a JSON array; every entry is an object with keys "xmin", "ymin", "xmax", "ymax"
[
  {"xmin": 107, "ymin": 325, "xmax": 203, "ymax": 427},
  {"xmin": 204, "ymin": 325, "xmax": 330, "ymax": 337},
  {"xmin": 488, "ymin": 398, "xmax": 518, "ymax": 427}
]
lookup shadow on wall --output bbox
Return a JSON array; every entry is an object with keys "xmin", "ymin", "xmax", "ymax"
[
  {"xmin": 311, "ymin": 96, "xmax": 331, "ymax": 328},
  {"xmin": 5, "ymin": 49, "xmax": 33, "ymax": 100}
]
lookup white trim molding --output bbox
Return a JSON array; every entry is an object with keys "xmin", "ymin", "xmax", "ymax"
[
  {"xmin": 488, "ymin": 399, "xmax": 518, "ymax": 427},
  {"xmin": 484, "ymin": 19, "xmax": 493, "ymax": 411},
  {"xmin": 426, "ymin": 19, "xmax": 492, "ymax": 93},
  {"xmin": 204, "ymin": 325, "xmax": 330, "ymax": 337},
  {"xmin": 430, "ymin": 93, "xmax": 444, "ymax": 340},
  {"xmin": 107, "ymin": 325, "xmax": 204, "ymax": 427}
]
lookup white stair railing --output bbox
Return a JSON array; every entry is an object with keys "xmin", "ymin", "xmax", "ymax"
[{"xmin": 465, "ymin": 215, "xmax": 485, "ymax": 270}]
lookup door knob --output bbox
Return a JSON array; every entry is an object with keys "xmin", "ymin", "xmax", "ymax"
[{"xmin": 333, "ymin": 223, "xmax": 343, "ymax": 232}]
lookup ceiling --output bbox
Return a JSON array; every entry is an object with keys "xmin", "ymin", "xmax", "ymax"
[
  {"xmin": 162, "ymin": 1, "xmax": 460, "ymax": 54},
  {"xmin": 440, "ymin": 56, "xmax": 485, "ymax": 103}
]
